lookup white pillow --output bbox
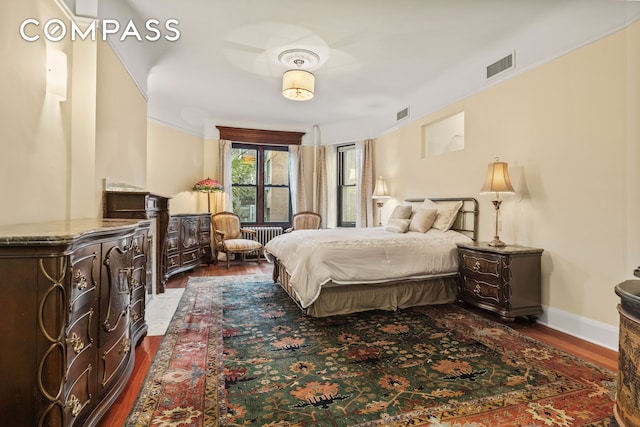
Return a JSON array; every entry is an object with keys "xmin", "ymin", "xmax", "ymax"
[
  {"xmin": 409, "ymin": 208, "xmax": 438, "ymax": 233},
  {"xmin": 389, "ymin": 204, "xmax": 412, "ymax": 220},
  {"xmin": 421, "ymin": 199, "xmax": 463, "ymax": 231},
  {"xmin": 385, "ymin": 218, "xmax": 411, "ymax": 233}
]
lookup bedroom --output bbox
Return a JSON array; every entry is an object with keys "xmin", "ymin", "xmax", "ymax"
[{"xmin": 0, "ymin": 0, "xmax": 639, "ymax": 425}]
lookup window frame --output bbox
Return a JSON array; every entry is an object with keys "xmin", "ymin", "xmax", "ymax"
[
  {"xmin": 231, "ymin": 142, "xmax": 291, "ymax": 227},
  {"xmin": 337, "ymin": 143, "xmax": 357, "ymax": 228}
]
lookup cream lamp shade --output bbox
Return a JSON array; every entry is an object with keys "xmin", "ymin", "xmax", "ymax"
[
  {"xmin": 480, "ymin": 160, "xmax": 515, "ymax": 195},
  {"xmin": 372, "ymin": 177, "xmax": 390, "ymax": 199},
  {"xmin": 282, "ymin": 69, "xmax": 315, "ymax": 101}
]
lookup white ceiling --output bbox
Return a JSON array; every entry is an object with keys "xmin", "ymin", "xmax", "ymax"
[{"xmin": 95, "ymin": 0, "xmax": 640, "ymax": 144}]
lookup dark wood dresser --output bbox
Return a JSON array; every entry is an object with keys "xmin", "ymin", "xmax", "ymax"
[
  {"xmin": 164, "ymin": 213, "xmax": 211, "ymax": 281},
  {"xmin": 104, "ymin": 191, "xmax": 170, "ymax": 293},
  {"xmin": 0, "ymin": 219, "xmax": 150, "ymax": 426},
  {"xmin": 457, "ymin": 241, "xmax": 544, "ymax": 321}
]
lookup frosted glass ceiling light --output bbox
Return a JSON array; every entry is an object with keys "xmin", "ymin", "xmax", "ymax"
[
  {"xmin": 282, "ymin": 69, "xmax": 315, "ymax": 101},
  {"xmin": 279, "ymin": 49, "xmax": 319, "ymax": 101}
]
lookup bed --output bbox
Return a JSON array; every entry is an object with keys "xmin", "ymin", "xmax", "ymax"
[{"xmin": 264, "ymin": 197, "xmax": 478, "ymax": 317}]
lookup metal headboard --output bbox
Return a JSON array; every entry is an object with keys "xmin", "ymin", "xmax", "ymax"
[{"xmin": 404, "ymin": 197, "xmax": 479, "ymax": 241}]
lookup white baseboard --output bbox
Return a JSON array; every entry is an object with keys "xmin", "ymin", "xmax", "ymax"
[{"xmin": 537, "ymin": 305, "xmax": 619, "ymax": 352}]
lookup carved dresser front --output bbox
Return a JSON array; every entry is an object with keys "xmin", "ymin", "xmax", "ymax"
[{"xmin": 0, "ymin": 219, "xmax": 150, "ymax": 426}]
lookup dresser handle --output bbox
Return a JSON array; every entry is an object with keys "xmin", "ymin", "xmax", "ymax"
[
  {"xmin": 67, "ymin": 332, "xmax": 85, "ymax": 354},
  {"xmin": 474, "ymin": 284, "xmax": 481, "ymax": 294},
  {"xmin": 473, "ymin": 261, "xmax": 481, "ymax": 272},
  {"xmin": 67, "ymin": 394, "xmax": 82, "ymax": 417},
  {"xmin": 74, "ymin": 271, "xmax": 88, "ymax": 290},
  {"xmin": 121, "ymin": 337, "xmax": 131, "ymax": 354}
]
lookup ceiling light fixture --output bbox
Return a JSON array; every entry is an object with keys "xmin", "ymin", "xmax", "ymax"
[{"xmin": 279, "ymin": 49, "xmax": 319, "ymax": 101}]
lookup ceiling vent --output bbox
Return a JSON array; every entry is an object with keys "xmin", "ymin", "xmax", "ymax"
[
  {"xmin": 487, "ymin": 51, "xmax": 515, "ymax": 79},
  {"xmin": 396, "ymin": 107, "xmax": 410, "ymax": 121}
]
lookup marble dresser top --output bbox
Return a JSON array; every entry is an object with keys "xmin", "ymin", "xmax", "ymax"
[{"xmin": 0, "ymin": 218, "xmax": 146, "ymax": 246}]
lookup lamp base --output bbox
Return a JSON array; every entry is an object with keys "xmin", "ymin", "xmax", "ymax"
[
  {"xmin": 488, "ymin": 237, "xmax": 507, "ymax": 247},
  {"xmin": 376, "ymin": 202, "xmax": 383, "ymax": 227}
]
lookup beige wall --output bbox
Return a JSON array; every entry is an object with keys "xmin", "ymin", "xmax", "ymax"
[
  {"xmin": 0, "ymin": 0, "xmax": 148, "ymax": 224},
  {"xmin": 147, "ymin": 121, "xmax": 205, "ymax": 214},
  {"xmin": 95, "ymin": 38, "xmax": 148, "ymax": 215},
  {"xmin": 374, "ymin": 22, "xmax": 639, "ymax": 328},
  {"xmin": 0, "ymin": 1, "xmax": 72, "ymax": 224}
]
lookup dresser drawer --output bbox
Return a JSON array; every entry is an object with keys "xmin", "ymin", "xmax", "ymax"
[
  {"xmin": 69, "ymin": 244, "xmax": 100, "ymax": 313},
  {"xmin": 64, "ymin": 363, "xmax": 94, "ymax": 424},
  {"xmin": 130, "ymin": 286, "xmax": 145, "ymax": 328},
  {"xmin": 66, "ymin": 309, "xmax": 94, "ymax": 367},
  {"xmin": 99, "ymin": 327, "xmax": 131, "ymax": 391},
  {"xmin": 460, "ymin": 251, "xmax": 502, "ymax": 279},
  {"xmin": 167, "ymin": 218, "xmax": 180, "ymax": 233},
  {"xmin": 199, "ymin": 230, "xmax": 210, "ymax": 245},
  {"xmin": 166, "ymin": 236, "xmax": 179, "ymax": 253},
  {"xmin": 181, "ymin": 248, "xmax": 200, "ymax": 267},
  {"xmin": 132, "ymin": 233, "xmax": 146, "ymax": 262},
  {"xmin": 167, "ymin": 253, "xmax": 180, "ymax": 272}
]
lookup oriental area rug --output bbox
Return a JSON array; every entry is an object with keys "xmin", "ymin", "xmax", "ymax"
[{"xmin": 126, "ymin": 275, "xmax": 618, "ymax": 427}]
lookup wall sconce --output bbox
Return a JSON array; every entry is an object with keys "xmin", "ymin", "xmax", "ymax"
[
  {"xmin": 46, "ymin": 48, "xmax": 67, "ymax": 101},
  {"xmin": 480, "ymin": 158, "xmax": 515, "ymax": 247},
  {"xmin": 372, "ymin": 176, "xmax": 390, "ymax": 227}
]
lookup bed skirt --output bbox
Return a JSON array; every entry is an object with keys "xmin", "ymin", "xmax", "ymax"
[{"xmin": 272, "ymin": 258, "xmax": 458, "ymax": 317}]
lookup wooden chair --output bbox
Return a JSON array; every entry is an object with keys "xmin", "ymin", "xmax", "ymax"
[
  {"xmin": 285, "ymin": 211, "xmax": 322, "ymax": 232},
  {"xmin": 211, "ymin": 211, "xmax": 263, "ymax": 268}
]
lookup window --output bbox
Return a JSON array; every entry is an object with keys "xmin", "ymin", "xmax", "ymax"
[
  {"xmin": 337, "ymin": 144, "xmax": 357, "ymax": 227},
  {"xmin": 231, "ymin": 143, "xmax": 290, "ymax": 226}
]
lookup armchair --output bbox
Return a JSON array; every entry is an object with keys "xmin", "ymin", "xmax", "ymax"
[
  {"xmin": 211, "ymin": 211, "xmax": 263, "ymax": 268},
  {"xmin": 285, "ymin": 211, "xmax": 322, "ymax": 232}
]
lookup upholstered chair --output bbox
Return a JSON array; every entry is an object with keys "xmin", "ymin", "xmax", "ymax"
[
  {"xmin": 211, "ymin": 211, "xmax": 263, "ymax": 268},
  {"xmin": 285, "ymin": 211, "xmax": 322, "ymax": 232}
]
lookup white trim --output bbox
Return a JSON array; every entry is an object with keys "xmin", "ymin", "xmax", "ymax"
[{"xmin": 537, "ymin": 305, "xmax": 619, "ymax": 351}]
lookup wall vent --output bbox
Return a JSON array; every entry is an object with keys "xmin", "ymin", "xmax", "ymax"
[
  {"xmin": 487, "ymin": 52, "xmax": 515, "ymax": 79},
  {"xmin": 396, "ymin": 107, "xmax": 410, "ymax": 121}
]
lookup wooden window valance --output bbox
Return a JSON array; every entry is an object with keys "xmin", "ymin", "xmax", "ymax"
[{"xmin": 217, "ymin": 126, "xmax": 305, "ymax": 145}]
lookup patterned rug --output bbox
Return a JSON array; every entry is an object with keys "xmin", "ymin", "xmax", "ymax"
[{"xmin": 126, "ymin": 275, "xmax": 617, "ymax": 426}]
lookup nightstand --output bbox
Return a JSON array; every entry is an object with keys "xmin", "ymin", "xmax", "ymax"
[{"xmin": 456, "ymin": 242, "xmax": 543, "ymax": 322}]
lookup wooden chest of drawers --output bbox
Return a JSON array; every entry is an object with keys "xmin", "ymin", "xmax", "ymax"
[
  {"xmin": 0, "ymin": 219, "xmax": 150, "ymax": 426},
  {"xmin": 457, "ymin": 242, "xmax": 543, "ymax": 321},
  {"xmin": 164, "ymin": 214, "xmax": 211, "ymax": 281}
]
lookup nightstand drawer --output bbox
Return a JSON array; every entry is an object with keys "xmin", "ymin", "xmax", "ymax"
[
  {"xmin": 460, "ymin": 276, "xmax": 502, "ymax": 304},
  {"xmin": 460, "ymin": 251, "xmax": 502, "ymax": 279}
]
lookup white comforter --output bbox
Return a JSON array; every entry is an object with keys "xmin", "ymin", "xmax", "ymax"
[{"xmin": 264, "ymin": 227, "xmax": 471, "ymax": 309}]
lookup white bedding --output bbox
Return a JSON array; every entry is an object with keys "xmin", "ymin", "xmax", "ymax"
[{"xmin": 264, "ymin": 227, "xmax": 472, "ymax": 309}]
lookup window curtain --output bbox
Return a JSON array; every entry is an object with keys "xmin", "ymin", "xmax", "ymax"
[
  {"xmin": 316, "ymin": 145, "xmax": 337, "ymax": 228},
  {"xmin": 288, "ymin": 145, "xmax": 307, "ymax": 213},
  {"xmin": 219, "ymin": 139, "xmax": 232, "ymax": 212},
  {"xmin": 356, "ymin": 139, "xmax": 374, "ymax": 227}
]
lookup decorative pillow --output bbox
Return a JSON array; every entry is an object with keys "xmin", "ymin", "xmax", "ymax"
[
  {"xmin": 385, "ymin": 218, "xmax": 411, "ymax": 233},
  {"xmin": 409, "ymin": 208, "xmax": 438, "ymax": 233},
  {"xmin": 389, "ymin": 204, "xmax": 412, "ymax": 220},
  {"xmin": 421, "ymin": 200, "xmax": 463, "ymax": 231}
]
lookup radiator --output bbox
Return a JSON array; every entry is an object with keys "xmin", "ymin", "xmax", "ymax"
[{"xmin": 243, "ymin": 226, "xmax": 284, "ymax": 247}]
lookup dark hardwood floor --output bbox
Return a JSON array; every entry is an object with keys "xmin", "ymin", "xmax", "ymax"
[{"xmin": 97, "ymin": 262, "xmax": 618, "ymax": 426}]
